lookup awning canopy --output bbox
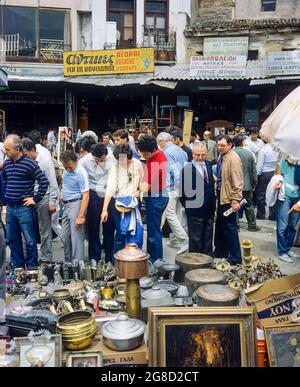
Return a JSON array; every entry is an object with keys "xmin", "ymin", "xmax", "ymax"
[{"xmin": 0, "ymin": 68, "xmax": 8, "ymax": 91}]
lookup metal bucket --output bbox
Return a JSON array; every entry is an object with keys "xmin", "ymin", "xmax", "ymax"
[
  {"xmin": 174, "ymin": 253, "xmax": 213, "ymax": 284},
  {"xmin": 185, "ymin": 269, "xmax": 226, "ymax": 295},
  {"xmin": 194, "ymin": 284, "xmax": 239, "ymax": 306}
]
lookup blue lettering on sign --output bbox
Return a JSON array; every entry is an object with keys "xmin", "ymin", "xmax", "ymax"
[{"xmin": 258, "ymin": 300, "xmax": 294, "ymax": 320}]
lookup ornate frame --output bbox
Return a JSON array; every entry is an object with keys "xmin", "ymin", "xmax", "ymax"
[{"xmin": 148, "ymin": 307, "xmax": 257, "ymax": 367}]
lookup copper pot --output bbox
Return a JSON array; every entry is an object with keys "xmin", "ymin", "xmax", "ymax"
[{"xmin": 114, "ymin": 244, "xmax": 149, "ymax": 279}]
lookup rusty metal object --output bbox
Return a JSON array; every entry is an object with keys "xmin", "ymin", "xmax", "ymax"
[
  {"xmin": 195, "ymin": 284, "xmax": 239, "ymax": 306},
  {"xmin": 174, "ymin": 253, "xmax": 213, "ymax": 284},
  {"xmin": 185, "ymin": 269, "xmax": 226, "ymax": 295}
]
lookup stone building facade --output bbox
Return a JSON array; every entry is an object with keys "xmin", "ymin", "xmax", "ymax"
[{"xmin": 186, "ymin": 0, "xmax": 300, "ymax": 61}]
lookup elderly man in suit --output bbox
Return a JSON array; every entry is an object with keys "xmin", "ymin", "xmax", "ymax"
[
  {"xmin": 179, "ymin": 144, "xmax": 216, "ymax": 255},
  {"xmin": 202, "ymin": 130, "xmax": 218, "ymax": 165}
]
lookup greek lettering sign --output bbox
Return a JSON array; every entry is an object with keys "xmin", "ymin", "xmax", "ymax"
[
  {"xmin": 268, "ymin": 51, "xmax": 300, "ymax": 76},
  {"xmin": 63, "ymin": 48, "xmax": 154, "ymax": 76},
  {"xmin": 204, "ymin": 37, "xmax": 249, "ymax": 56},
  {"xmin": 190, "ymin": 55, "xmax": 247, "ymax": 78}
]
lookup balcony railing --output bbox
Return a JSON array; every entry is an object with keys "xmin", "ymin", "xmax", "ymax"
[
  {"xmin": 141, "ymin": 26, "xmax": 176, "ymax": 62},
  {"xmin": 0, "ymin": 35, "xmax": 70, "ymax": 63}
]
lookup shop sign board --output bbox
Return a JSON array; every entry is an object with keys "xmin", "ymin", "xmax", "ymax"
[
  {"xmin": 0, "ymin": 63, "xmax": 62, "ymax": 76},
  {"xmin": 267, "ymin": 51, "xmax": 300, "ymax": 76},
  {"xmin": 190, "ymin": 55, "xmax": 247, "ymax": 78},
  {"xmin": 63, "ymin": 48, "xmax": 154, "ymax": 76},
  {"xmin": 204, "ymin": 36, "xmax": 249, "ymax": 56}
]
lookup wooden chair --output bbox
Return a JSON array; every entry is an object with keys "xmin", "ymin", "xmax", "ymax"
[{"xmin": 205, "ymin": 120, "xmax": 233, "ymax": 138}]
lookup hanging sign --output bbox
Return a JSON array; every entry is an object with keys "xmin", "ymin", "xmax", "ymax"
[
  {"xmin": 63, "ymin": 48, "xmax": 154, "ymax": 76},
  {"xmin": 190, "ymin": 55, "xmax": 247, "ymax": 78}
]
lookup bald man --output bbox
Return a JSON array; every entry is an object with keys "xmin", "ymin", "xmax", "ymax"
[
  {"xmin": 2, "ymin": 136, "xmax": 48, "ymax": 269},
  {"xmin": 179, "ymin": 144, "xmax": 216, "ymax": 255},
  {"xmin": 202, "ymin": 131, "xmax": 218, "ymax": 165}
]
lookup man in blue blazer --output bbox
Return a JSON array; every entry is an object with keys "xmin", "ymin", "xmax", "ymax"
[{"xmin": 179, "ymin": 144, "xmax": 216, "ymax": 256}]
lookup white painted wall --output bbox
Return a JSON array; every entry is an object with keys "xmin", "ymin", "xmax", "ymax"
[
  {"xmin": 169, "ymin": 0, "xmax": 191, "ymax": 64},
  {"xmin": 91, "ymin": 0, "xmax": 106, "ymax": 49},
  {"xmin": 136, "ymin": 0, "xmax": 145, "ymax": 46},
  {"xmin": 169, "ymin": 0, "xmax": 191, "ymax": 32}
]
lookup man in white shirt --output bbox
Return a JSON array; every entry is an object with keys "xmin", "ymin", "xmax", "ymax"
[
  {"xmin": 47, "ymin": 128, "xmax": 57, "ymax": 153},
  {"xmin": 79, "ymin": 143, "xmax": 116, "ymax": 263},
  {"xmin": 28, "ymin": 130, "xmax": 52, "ymax": 160},
  {"xmin": 22, "ymin": 139, "xmax": 58, "ymax": 262},
  {"xmin": 256, "ymin": 141, "xmax": 279, "ymax": 220},
  {"xmin": 245, "ymin": 128, "xmax": 264, "ymax": 160}
]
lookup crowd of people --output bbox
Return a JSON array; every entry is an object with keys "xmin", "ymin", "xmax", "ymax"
[{"xmin": 0, "ymin": 123, "xmax": 300, "ymax": 302}]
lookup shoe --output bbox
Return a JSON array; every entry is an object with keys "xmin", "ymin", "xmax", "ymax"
[
  {"xmin": 287, "ymin": 251, "xmax": 300, "ymax": 259},
  {"xmin": 278, "ymin": 254, "xmax": 293, "ymax": 263},
  {"xmin": 256, "ymin": 216, "xmax": 265, "ymax": 220},
  {"xmin": 248, "ymin": 226, "xmax": 261, "ymax": 232},
  {"xmin": 177, "ymin": 243, "xmax": 189, "ymax": 255}
]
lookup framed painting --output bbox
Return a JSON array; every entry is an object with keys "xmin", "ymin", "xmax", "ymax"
[
  {"xmin": 66, "ymin": 351, "xmax": 103, "ymax": 368},
  {"xmin": 15, "ymin": 334, "xmax": 62, "ymax": 367},
  {"xmin": 148, "ymin": 307, "xmax": 257, "ymax": 367},
  {"xmin": 265, "ymin": 324, "xmax": 300, "ymax": 367}
]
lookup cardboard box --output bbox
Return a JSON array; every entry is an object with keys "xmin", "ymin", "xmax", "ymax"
[
  {"xmin": 63, "ymin": 337, "xmax": 148, "ymax": 367},
  {"xmin": 244, "ymin": 273, "xmax": 300, "ymax": 328}
]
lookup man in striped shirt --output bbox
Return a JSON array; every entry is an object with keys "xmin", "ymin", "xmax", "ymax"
[
  {"xmin": 2, "ymin": 136, "xmax": 49, "ymax": 269},
  {"xmin": 0, "ymin": 172, "xmax": 5, "ymax": 303}
]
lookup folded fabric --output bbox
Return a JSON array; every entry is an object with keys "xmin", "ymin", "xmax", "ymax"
[
  {"xmin": 115, "ymin": 196, "xmax": 144, "ymax": 248},
  {"xmin": 266, "ymin": 175, "xmax": 284, "ymax": 207}
]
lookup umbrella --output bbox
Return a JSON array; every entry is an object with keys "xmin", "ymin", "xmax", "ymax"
[{"xmin": 260, "ymin": 85, "xmax": 300, "ymax": 163}]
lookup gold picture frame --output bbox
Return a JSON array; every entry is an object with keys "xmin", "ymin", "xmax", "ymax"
[
  {"xmin": 148, "ymin": 307, "xmax": 257, "ymax": 367},
  {"xmin": 265, "ymin": 324, "xmax": 300, "ymax": 367},
  {"xmin": 66, "ymin": 351, "xmax": 103, "ymax": 368},
  {"xmin": 15, "ymin": 334, "xmax": 62, "ymax": 367}
]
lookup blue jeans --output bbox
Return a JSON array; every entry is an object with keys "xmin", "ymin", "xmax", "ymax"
[
  {"xmin": 87, "ymin": 191, "xmax": 115, "ymax": 263},
  {"xmin": 214, "ymin": 197, "xmax": 242, "ymax": 265},
  {"xmin": 6, "ymin": 205, "xmax": 38, "ymax": 269},
  {"xmin": 276, "ymin": 197, "xmax": 300, "ymax": 255},
  {"xmin": 145, "ymin": 196, "xmax": 169, "ymax": 263}
]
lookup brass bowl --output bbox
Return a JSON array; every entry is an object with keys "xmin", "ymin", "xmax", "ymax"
[
  {"xmin": 52, "ymin": 288, "xmax": 71, "ymax": 304},
  {"xmin": 62, "ymin": 336, "xmax": 96, "ymax": 351},
  {"xmin": 57, "ymin": 311, "xmax": 97, "ymax": 350}
]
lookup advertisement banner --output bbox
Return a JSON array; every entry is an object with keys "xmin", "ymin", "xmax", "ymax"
[
  {"xmin": 63, "ymin": 48, "xmax": 154, "ymax": 76},
  {"xmin": 204, "ymin": 37, "xmax": 249, "ymax": 56},
  {"xmin": 268, "ymin": 51, "xmax": 300, "ymax": 76},
  {"xmin": 190, "ymin": 55, "xmax": 247, "ymax": 78}
]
